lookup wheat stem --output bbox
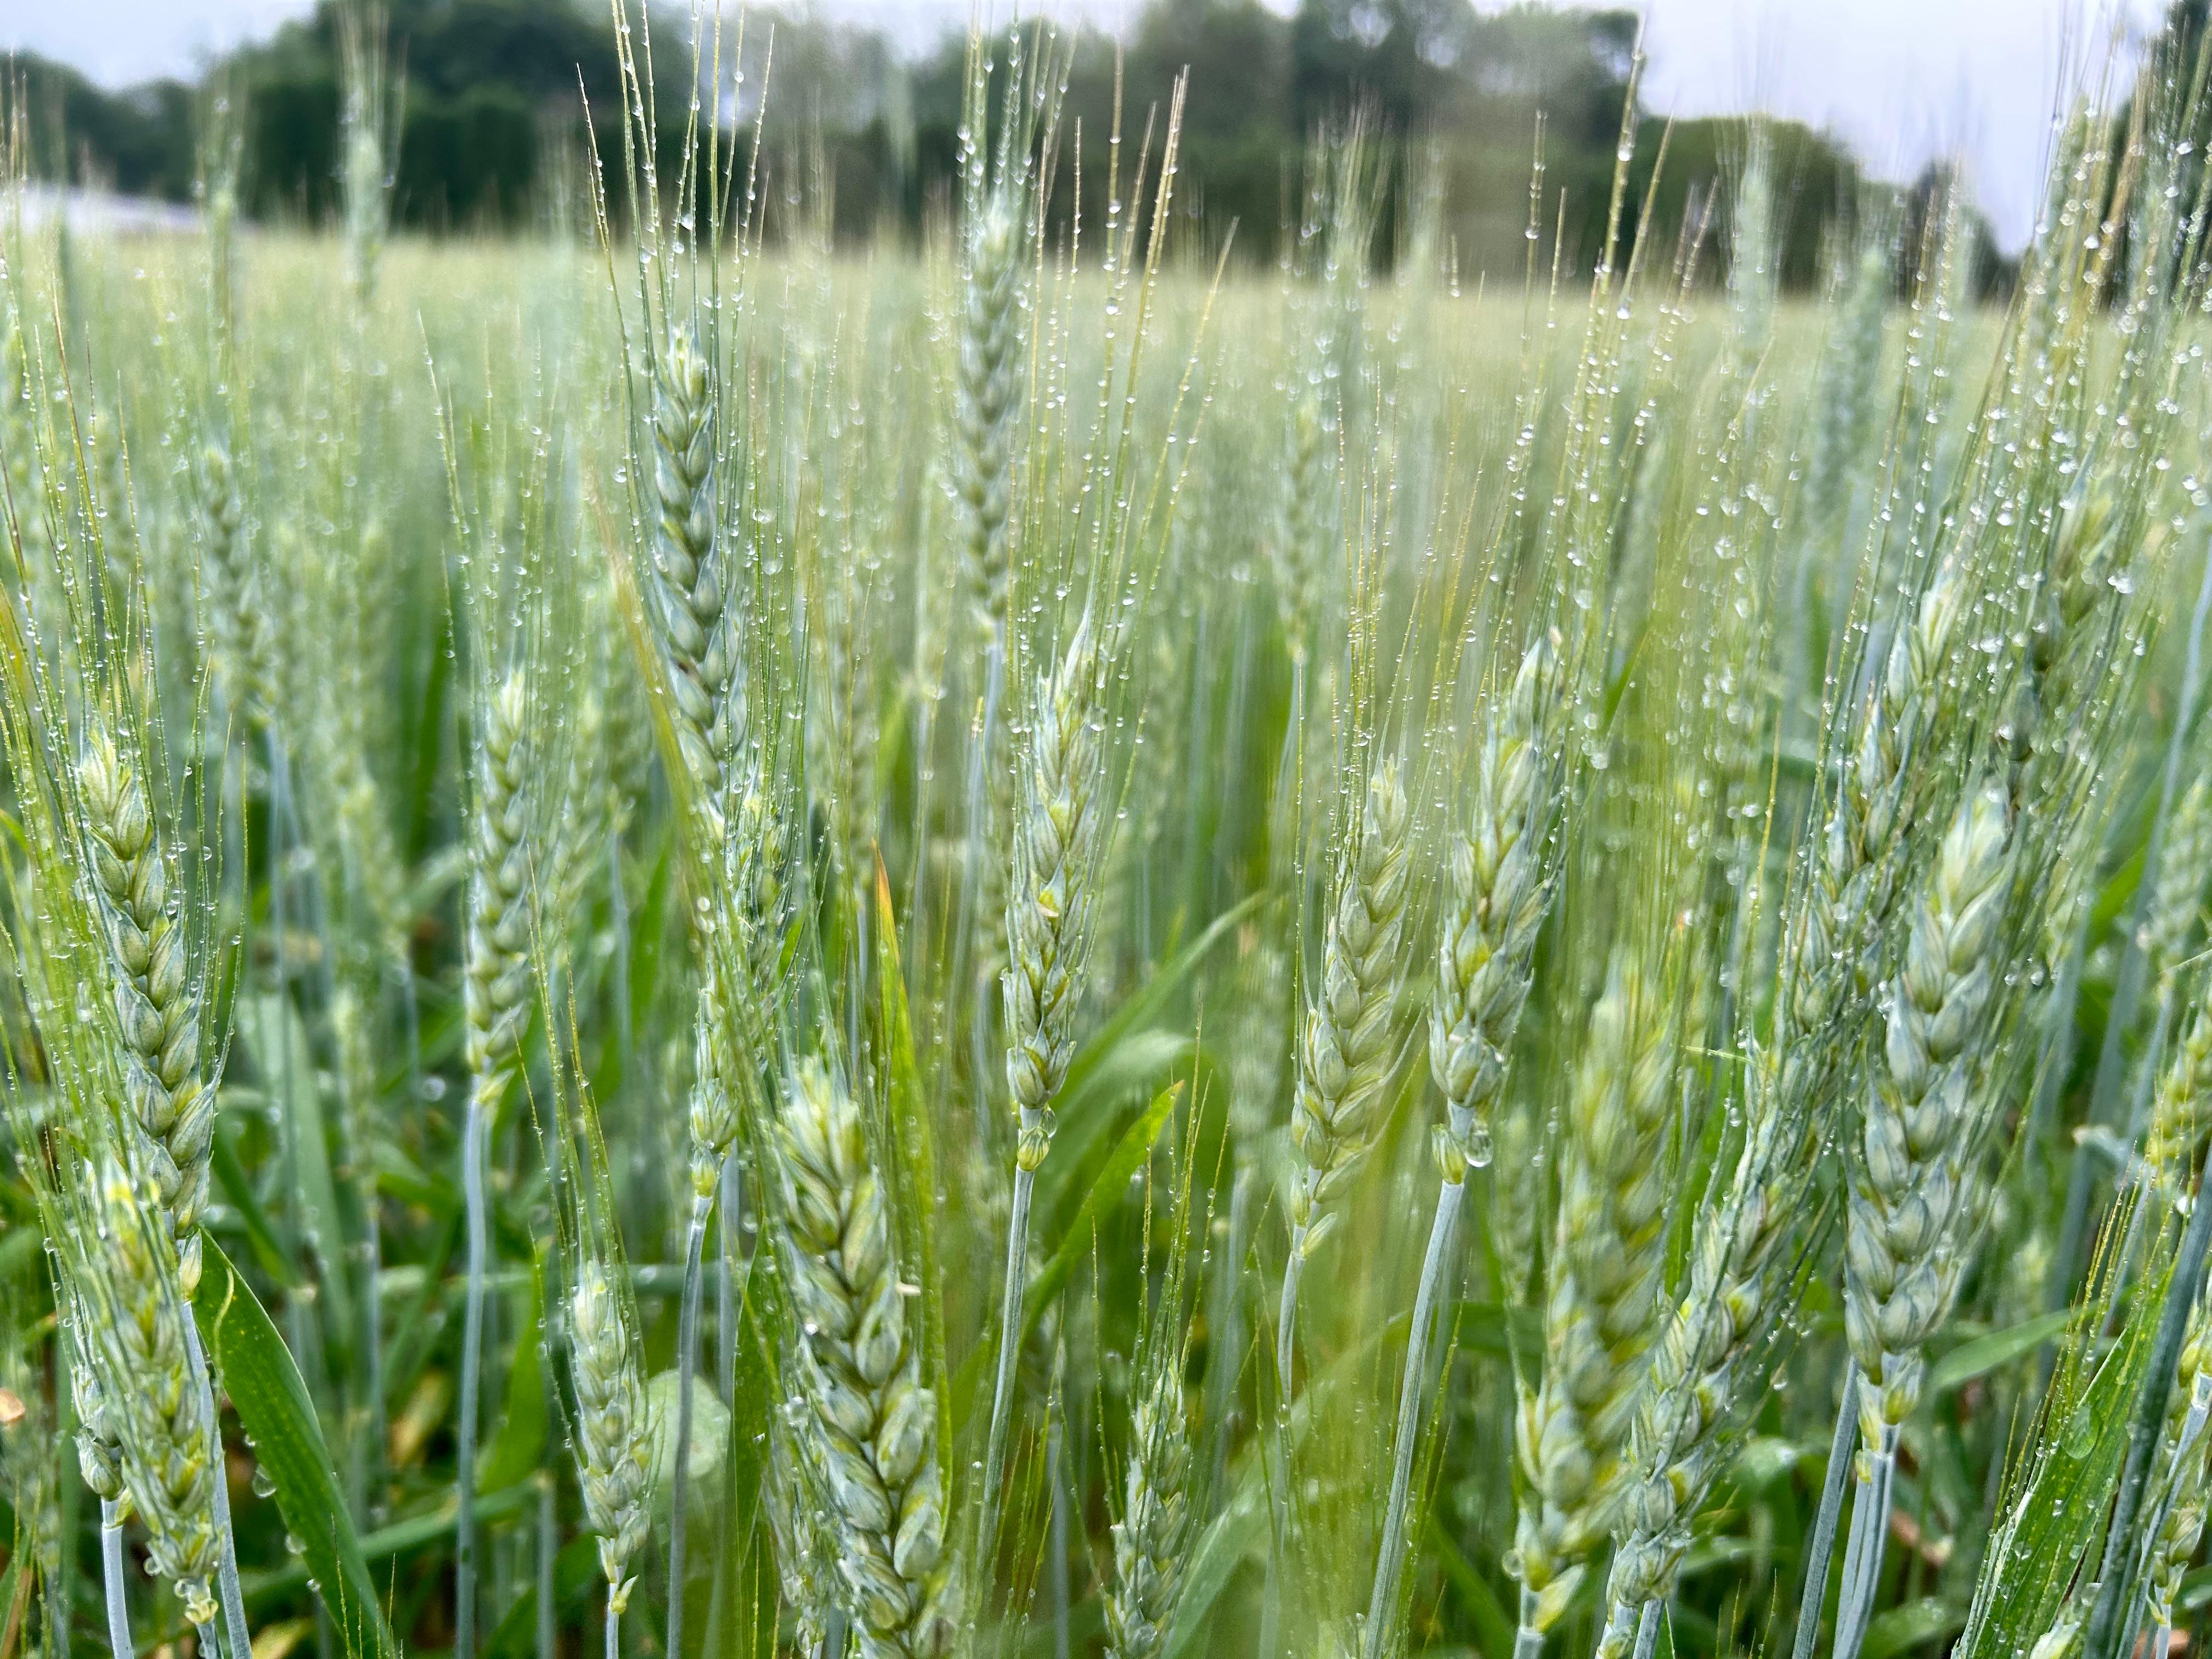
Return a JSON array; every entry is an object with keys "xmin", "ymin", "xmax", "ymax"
[
  {"xmin": 980, "ymin": 1162, "xmax": 1035, "ymax": 1563},
  {"xmin": 666, "ymin": 1193, "xmax": 712, "ymax": 1659},
  {"xmin": 456, "ymin": 1083, "xmax": 489, "ymax": 1659},
  {"xmin": 1049, "ymin": 1402, "xmax": 1071, "ymax": 1659},
  {"xmin": 98, "ymin": 1501, "xmax": 128, "ymax": 1659},
  {"xmin": 1364, "ymin": 1176, "xmax": 1465, "ymax": 1656},
  {"xmin": 1790, "ymin": 1364, "xmax": 1861, "ymax": 1659}
]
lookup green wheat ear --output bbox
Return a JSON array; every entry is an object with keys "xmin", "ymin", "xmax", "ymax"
[{"xmin": 780, "ymin": 1056, "xmax": 958, "ymax": 1659}]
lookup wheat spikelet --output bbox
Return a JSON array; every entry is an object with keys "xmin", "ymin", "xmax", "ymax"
[
  {"xmin": 337, "ymin": 8, "xmax": 391, "ymax": 308},
  {"xmin": 1798, "ymin": 563, "xmax": 1971, "ymax": 1011},
  {"xmin": 2144, "ymin": 1294, "xmax": 2212, "ymax": 1637},
  {"xmin": 464, "ymin": 670, "xmax": 534, "ymax": 1105},
  {"xmin": 1431, "ymin": 642, "xmax": 1556, "ymax": 1178},
  {"xmin": 2145, "ymin": 970, "xmax": 2212, "ymax": 1183},
  {"xmin": 1270, "ymin": 392, "xmax": 1328, "ymax": 661},
  {"xmin": 647, "ymin": 323, "xmax": 740, "ymax": 799},
  {"xmin": 1003, "ymin": 619, "xmax": 1105, "ymax": 1170},
  {"xmin": 1804, "ymin": 222, "xmax": 1893, "ymax": 531},
  {"xmin": 2029, "ymin": 484, "xmax": 2123, "ymax": 736},
  {"xmin": 2147, "ymin": 776, "xmax": 2212, "ymax": 977},
  {"xmin": 569, "ymin": 1257, "xmax": 654, "ymax": 1608},
  {"xmin": 75, "ymin": 1163, "xmax": 222, "ymax": 1631},
  {"xmin": 1106, "ymin": 1353, "xmax": 1191, "ymax": 1659},
  {"xmin": 779, "ymin": 1056, "xmax": 956, "ymax": 1659},
  {"xmin": 188, "ymin": 440, "xmax": 269, "ymax": 722},
  {"xmin": 1286, "ymin": 757, "xmax": 1412, "ymax": 1253},
  {"xmin": 66, "ymin": 1304, "xmax": 127, "ymax": 1515},
  {"xmin": 957, "ymin": 197, "xmax": 1022, "ymax": 639},
  {"xmin": 1847, "ymin": 780, "xmax": 2014, "ymax": 1440},
  {"xmin": 1595, "ymin": 944, "xmax": 1836, "ymax": 1659},
  {"xmin": 1512, "ymin": 956, "xmax": 1674, "ymax": 1638},
  {"xmin": 0, "ymin": 314, "xmax": 45, "ymax": 572},
  {"xmin": 686, "ymin": 981, "xmax": 742, "ymax": 1200},
  {"xmin": 76, "ymin": 726, "xmax": 216, "ymax": 1295}
]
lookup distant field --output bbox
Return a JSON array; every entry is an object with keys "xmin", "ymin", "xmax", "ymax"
[{"xmin": 0, "ymin": 39, "xmax": 2204, "ymax": 1659}]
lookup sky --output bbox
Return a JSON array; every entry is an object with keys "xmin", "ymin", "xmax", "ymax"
[{"xmin": 0, "ymin": 0, "xmax": 2177, "ymax": 248}]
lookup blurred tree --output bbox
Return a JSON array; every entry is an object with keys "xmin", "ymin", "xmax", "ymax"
[{"xmin": 2, "ymin": 0, "xmax": 1945, "ymax": 287}]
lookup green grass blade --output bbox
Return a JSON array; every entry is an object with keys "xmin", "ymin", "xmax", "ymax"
[
  {"xmin": 193, "ymin": 1238, "xmax": 400, "ymax": 1659},
  {"xmin": 1926, "ymin": 1311, "xmax": 2074, "ymax": 1398}
]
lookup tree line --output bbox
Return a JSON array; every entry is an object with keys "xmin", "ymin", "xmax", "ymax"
[{"xmin": 6, "ymin": 0, "xmax": 1997, "ymax": 290}]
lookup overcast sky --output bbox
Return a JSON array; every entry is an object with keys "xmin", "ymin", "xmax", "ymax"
[{"xmin": 1, "ymin": 0, "xmax": 2176, "ymax": 247}]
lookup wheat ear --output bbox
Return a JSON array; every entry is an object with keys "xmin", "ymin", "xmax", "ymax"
[
  {"xmin": 569, "ymin": 1257, "xmax": 655, "ymax": 1619},
  {"xmin": 74, "ymin": 1165, "xmax": 224, "ymax": 1650},
  {"xmin": 457, "ymin": 668, "xmax": 534, "ymax": 1659},
  {"xmin": 68, "ymin": 1305, "xmax": 134, "ymax": 1659},
  {"xmin": 189, "ymin": 439, "xmax": 269, "ymax": 725},
  {"xmin": 1106, "ymin": 1348, "xmax": 1192, "ymax": 1659},
  {"xmin": 956, "ymin": 197, "xmax": 1022, "ymax": 641},
  {"xmin": 76, "ymin": 728, "xmax": 217, "ymax": 1297},
  {"xmin": 1370, "ymin": 642, "xmax": 1558, "ymax": 1657},
  {"xmin": 981, "ymin": 618, "xmax": 1106, "ymax": 1549},
  {"xmin": 781, "ymin": 1057, "xmax": 957, "ymax": 1659},
  {"xmin": 647, "ymin": 323, "xmax": 739, "ymax": 800},
  {"xmin": 1511, "ymin": 956, "xmax": 1675, "ymax": 1656},
  {"xmin": 1278, "ymin": 756, "xmax": 1413, "ymax": 1385},
  {"xmin": 2140, "ymin": 1291, "xmax": 2212, "ymax": 1659},
  {"xmin": 1833, "ymin": 780, "xmax": 2016, "ymax": 1659}
]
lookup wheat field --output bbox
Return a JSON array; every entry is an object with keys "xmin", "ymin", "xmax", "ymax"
[{"xmin": 0, "ymin": 15, "xmax": 2209, "ymax": 1659}]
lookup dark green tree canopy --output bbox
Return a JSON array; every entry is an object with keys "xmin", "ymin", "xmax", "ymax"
[{"xmin": 5, "ymin": 0, "xmax": 1935, "ymax": 285}]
